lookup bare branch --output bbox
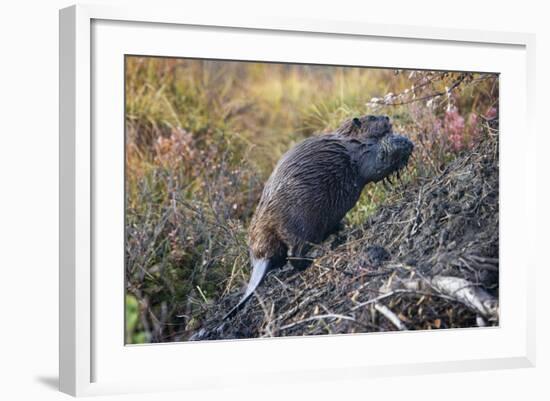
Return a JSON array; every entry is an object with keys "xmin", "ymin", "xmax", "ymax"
[{"xmin": 374, "ymin": 303, "xmax": 408, "ymax": 331}]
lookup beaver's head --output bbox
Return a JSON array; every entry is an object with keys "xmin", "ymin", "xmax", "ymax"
[
  {"xmin": 339, "ymin": 115, "xmax": 413, "ymax": 184},
  {"xmin": 336, "ymin": 115, "xmax": 393, "ymax": 138}
]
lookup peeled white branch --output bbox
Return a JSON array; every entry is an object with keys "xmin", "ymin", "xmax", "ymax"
[
  {"xmin": 392, "ymin": 275, "xmax": 499, "ymax": 321},
  {"xmin": 429, "ymin": 276, "xmax": 498, "ymax": 320},
  {"xmin": 374, "ymin": 303, "xmax": 408, "ymax": 331}
]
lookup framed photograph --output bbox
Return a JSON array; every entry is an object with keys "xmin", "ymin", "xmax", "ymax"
[{"xmin": 59, "ymin": 4, "xmax": 536, "ymax": 396}]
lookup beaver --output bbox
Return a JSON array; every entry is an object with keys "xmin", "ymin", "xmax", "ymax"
[{"xmin": 223, "ymin": 115, "xmax": 413, "ymax": 319}]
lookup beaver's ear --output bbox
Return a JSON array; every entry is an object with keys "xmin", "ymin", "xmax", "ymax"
[{"xmin": 352, "ymin": 118, "xmax": 362, "ymax": 129}]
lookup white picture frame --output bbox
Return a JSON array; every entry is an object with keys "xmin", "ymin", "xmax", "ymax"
[{"xmin": 59, "ymin": 3, "xmax": 536, "ymax": 397}]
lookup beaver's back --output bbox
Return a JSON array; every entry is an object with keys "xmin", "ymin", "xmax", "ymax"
[{"xmin": 249, "ymin": 135, "xmax": 362, "ymax": 259}]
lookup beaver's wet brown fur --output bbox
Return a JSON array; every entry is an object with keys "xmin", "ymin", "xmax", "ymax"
[{"xmin": 223, "ymin": 115, "xmax": 413, "ymax": 319}]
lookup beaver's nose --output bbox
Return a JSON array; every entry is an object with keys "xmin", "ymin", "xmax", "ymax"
[{"xmin": 393, "ymin": 135, "xmax": 414, "ymax": 155}]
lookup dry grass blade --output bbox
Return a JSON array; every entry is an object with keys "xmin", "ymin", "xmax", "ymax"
[{"xmin": 279, "ymin": 314, "xmax": 356, "ymax": 331}]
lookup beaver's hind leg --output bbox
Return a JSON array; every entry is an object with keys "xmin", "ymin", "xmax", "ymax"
[{"xmin": 287, "ymin": 242, "xmax": 312, "ymax": 272}]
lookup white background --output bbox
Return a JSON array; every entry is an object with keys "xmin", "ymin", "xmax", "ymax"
[
  {"xmin": 92, "ymin": 18, "xmax": 528, "ymax": 388},
  {"xmin": 0, "ymin": 0, "xmax": 547, "ymax": 400}
]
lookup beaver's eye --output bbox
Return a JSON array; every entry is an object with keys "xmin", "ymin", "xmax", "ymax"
[{"xmin": 368, "ymin": 115, "xmax": 377, "ymax": 122}]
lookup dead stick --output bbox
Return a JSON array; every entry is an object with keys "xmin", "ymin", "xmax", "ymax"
[{"xmin": 374, "ymin": 303, "xmax": 408, "ymax": 331}]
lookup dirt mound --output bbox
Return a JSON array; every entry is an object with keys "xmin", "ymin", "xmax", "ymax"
[{"xmin": 190, "ymin": 132, "xmax": 499, "ymax": 340}]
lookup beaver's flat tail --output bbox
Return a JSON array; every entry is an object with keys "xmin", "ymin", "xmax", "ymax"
[{"xmin": 223, "ymin": 258, "xmax": 270, "ymax": 320}]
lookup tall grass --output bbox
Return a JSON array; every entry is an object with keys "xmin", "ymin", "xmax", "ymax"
[{"xmin": 125, "ymin": 56, "xmax": 498, "ymax": 343}]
